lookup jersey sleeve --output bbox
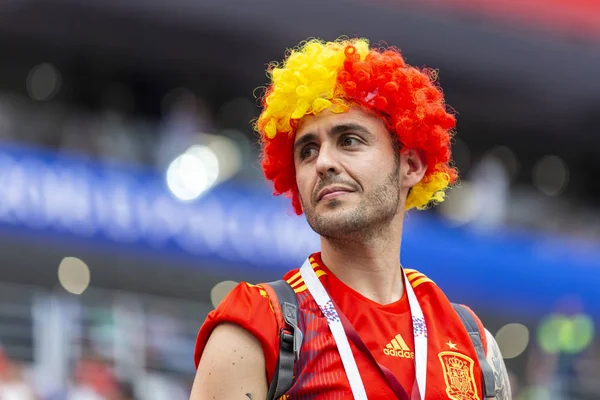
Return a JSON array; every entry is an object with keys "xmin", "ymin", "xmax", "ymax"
[{"xmin": 194, "ymin": 282, "xmax": 280, "ymax": 384}]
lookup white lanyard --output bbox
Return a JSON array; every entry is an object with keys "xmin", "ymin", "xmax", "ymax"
[{"xmin": 300, "ymin": 258, "xmax": 428, "ymax": 400}]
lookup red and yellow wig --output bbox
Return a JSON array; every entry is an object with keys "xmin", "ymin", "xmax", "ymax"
[{"xmin": 256, "ymin": 38, "xmax": 458, "ymax": 215}]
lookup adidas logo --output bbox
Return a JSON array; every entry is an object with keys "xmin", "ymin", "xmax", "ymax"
[{"xmin": 383, "ymin": 334, "xmax": 415, "ymax": 359}]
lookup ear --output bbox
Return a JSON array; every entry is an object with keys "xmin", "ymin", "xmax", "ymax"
[{"xmin": 402, "ymin": 149, "xmax": 427, "ymax": 188}]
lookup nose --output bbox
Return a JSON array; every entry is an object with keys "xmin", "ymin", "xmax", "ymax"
[{"xmin": 314, "ymin": 143, "xmax": 341, "ymax": 179}]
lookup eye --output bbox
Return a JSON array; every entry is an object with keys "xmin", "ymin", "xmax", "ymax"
[
  {"xmin": 299, "ymin": 145, "xmax": 318, "ymax": 161},
  {"xmin": 340, "ymin": 135, "xmax": 361, "ymax": 147}
]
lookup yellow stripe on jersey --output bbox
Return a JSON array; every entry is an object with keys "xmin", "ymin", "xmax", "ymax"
[
  {"xmin": 288, "ymin": 273, "xmax": 307, "ymax": 289},
  {"xmin": 286, "ymin": 258, "xmax": 326, "ymax": 287},
  {"xmin": 406, "ymin": 270, "xmax": 424, "ymax": 280},
  {"xmin": 406, "ymin": 272, "xmax": 422, "ymax": 280},
  {"xmin": 286, "ymin": 271, "xmax": 302, "ymax": 287},
  {"xmin": 407, "ymin": 273, "xmax": 425, "ymax": 282},
  {"xmin": 245, "ymin": 283, "xmax": 270, "ymax": 298},
  {"xmin": 410, "ymin": 276, "xmax": 434, "ymax": 289},
  {"xmin": 291, "ymin": 269, "xmax": 327, "ymax": 293},
  {"xmin": 293, "ymin": 285, "xmax": 307, "ymax": 293},
  {"xmin": 404, "ymin": 269, "xmax": 436, "ymax": 289},
  {"xmin": 244, "ymin": 283, "xmax": 274, "ymax": 312},
  {"xmin": 314, "ymin": 270, "xmax": 326, "ymax": 279}
]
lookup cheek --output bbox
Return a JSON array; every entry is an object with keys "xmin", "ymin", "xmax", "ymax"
[
  {"xmin": 295, "ymin": 168, "xmax": 313, "ymax": 199},
  {"xmin": 348, "ymin": 152, "xmax": 396, "ymax": 185},
  {"xmin": 350, "ymin": 156, "xmax": 385, "ymax": 179}
]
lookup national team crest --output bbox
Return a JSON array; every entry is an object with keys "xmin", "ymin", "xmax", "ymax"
[{"xmin": 438, "ymin": 351, "xmax": 480, "ymax": 400}]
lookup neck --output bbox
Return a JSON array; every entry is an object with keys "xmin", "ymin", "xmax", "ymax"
[{"xmin": 319, "ymin": 215, "xmax": 405, "ymax": 305}]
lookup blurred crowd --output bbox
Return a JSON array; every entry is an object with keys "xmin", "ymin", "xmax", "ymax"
[
  {"xmin": 0, "ymin": 282, "xmax": 200, "ymax": 400},
  {"xmin": 0, "ymin": 350, "xmax": 190, "ymax": 400},
  {"xmin": 0, "ymin": 87, "xmax": 217, "ymax": 171},
  {"xmin": 0, "ymin": 349, "xmax": 36, "ymax": 400}
]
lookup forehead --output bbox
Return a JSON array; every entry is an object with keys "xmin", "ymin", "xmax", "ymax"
[{"xmin": 294, "ymin": 107, "xmax": 386, "ymax": 141}]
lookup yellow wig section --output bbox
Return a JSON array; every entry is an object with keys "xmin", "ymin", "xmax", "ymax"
[
  {"xmin": 405, "ymin": 171, "xmax": 451, "ymax": 210},
  {"xmin": 258, "ymin": 38, "xmax": 370, "ymax": 139}
]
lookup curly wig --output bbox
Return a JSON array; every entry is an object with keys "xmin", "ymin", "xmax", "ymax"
[{"xmin": 255, "ymin": 38, "xmax": 458, "ymax": 215}]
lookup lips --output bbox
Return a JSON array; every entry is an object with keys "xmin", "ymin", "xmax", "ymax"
[{"xmin": 317, "ymin": 186, "xmax": 355, "ymax": 202}]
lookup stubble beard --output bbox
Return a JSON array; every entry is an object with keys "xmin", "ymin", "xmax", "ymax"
[{"xmin": 302, "ymin": 162, "xmax": 401, "ymax": 242}]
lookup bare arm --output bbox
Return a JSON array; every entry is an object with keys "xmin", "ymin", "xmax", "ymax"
[
  {"xmin": 485, "ymin": 329, "xmax": 512, "ymax": 400},
  {"xmin": 190, "ymin": 323, "xmax": 268, "ymax": 400}
]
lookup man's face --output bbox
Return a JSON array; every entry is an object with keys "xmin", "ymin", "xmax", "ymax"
[{"xmin": 293, "ymin": 107, "xmax": 404, "ymax": 240}]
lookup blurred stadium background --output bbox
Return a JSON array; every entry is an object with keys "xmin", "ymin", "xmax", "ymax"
[{"xmin": 0, "ymin": 0, "xmax": 598, "ymax": 399}]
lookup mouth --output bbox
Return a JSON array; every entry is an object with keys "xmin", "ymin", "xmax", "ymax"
[{"xmin": 317, "ymin": 186, "xmax": 355, "ymax": 202}]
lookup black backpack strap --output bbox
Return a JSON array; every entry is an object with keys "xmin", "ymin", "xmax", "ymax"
[
  {"xmin": 264, "ymin": 280, "xmax": 303, "ymax": 400},
  {"xmin": 452, "ymin": 303, "xmax": 496, "ymax": 399}
]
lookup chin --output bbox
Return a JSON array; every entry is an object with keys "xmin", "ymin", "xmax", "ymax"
[{"xmin": 306, "ymin": 204, "xmax": 365, "ymax": 237}]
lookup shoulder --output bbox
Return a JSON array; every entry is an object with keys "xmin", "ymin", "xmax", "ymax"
[
  {"xmin": 194, "ymin": 281, "xmax": 281, "ymax": 382},
  {"xmin": 191, "ymin": 322, "xmax": 268, "ymax": 399}
]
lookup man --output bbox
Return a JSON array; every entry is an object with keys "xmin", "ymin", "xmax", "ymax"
[{"xmin": 190, "ymin": 38, "xmax": 512, "ymax": 399}]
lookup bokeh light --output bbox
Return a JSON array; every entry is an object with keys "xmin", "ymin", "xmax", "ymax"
[
  {"xmin": 533, "ymin": 155, "xmax": 569, "ymax": 196},
  {"xmin": 484, "ymin": 146, "xmax": 520, "ymax": 182},
  {"xmin": 537, "ymin": 313, "xmax": 595, "ymax": 354},
  {"xmin": 210, "ymin": 281, "xmax": 238, "ymax": 308},
  {"xmin": 166, "ymin": 145, "xmax": 220, "ymax": 201},
  {"xmin": 26, "ymin": 63, "xmax": 61, "ymax": 101},
  {"xmin": 495, "ymin": 323, "xmax": 530, "ymax": 359},
  {"xmin": 58, "ymin": 256, "xmax": 91, "ymax": 295}
]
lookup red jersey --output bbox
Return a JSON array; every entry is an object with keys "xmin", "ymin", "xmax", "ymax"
[{"xmin": 195, "ymin": 253, "xmax": 488, "ymax": 399}]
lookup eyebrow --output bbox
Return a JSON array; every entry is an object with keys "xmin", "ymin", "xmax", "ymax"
[{"xmin": 293, "ymin": 123, "xmax": 373, "ymax": 154}]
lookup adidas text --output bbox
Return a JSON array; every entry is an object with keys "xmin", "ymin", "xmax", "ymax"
[{"xmin": 383, "ymin": 348, "xmax": 415, "ymax": 358}]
